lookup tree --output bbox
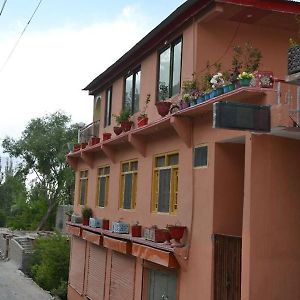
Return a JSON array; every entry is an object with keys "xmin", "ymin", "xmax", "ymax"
[{"xmin": 2, "ymin": 111, "xmax": 79, "ymax": 230}]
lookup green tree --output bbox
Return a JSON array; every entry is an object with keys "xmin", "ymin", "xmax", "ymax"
[{"xmin": 2, "ymin": 111, "xmax": 79, "ymax": 230}]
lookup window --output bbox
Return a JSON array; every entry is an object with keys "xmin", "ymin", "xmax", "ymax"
[
  {"xmin": 79, "ymin": 170, "xmax": 88, "ymax": 205},
  {"xmin": 93, "ymin": 95, "xmax": 101, "ymax": 121},
  {"xmin": 124, "ymin": 69, "xmax": 141, "ymax": 114},
  {"xmin": 97, "ymin": 166, "xmax": 110, "ymax": 207},
  {"xmin": 194, "ymin": 145, "xmax": 208, "ymax": 168},
  {"xmin": 158, "ymin": 38, "xmax": 182, "ymax": 101},
  {"xmin": 120, "ymin": 160, "xmax": 138, "ymax": 209},
  {"xmin": 152, "ymin": 153, "xmax": 179, "ymax": 213},
  {"xmin": 104, "ymin": 87, "xmax": 112, "ymax": 127}
]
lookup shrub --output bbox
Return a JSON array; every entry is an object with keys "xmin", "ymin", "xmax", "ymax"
[{"xmin": 29, "ymin": 234, "xmax": 70, "ymax": 299}]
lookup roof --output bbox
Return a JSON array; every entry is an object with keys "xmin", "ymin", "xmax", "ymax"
[{"xmin": 83, "ymin": 0, "xmax": 300, "ymax": 95}]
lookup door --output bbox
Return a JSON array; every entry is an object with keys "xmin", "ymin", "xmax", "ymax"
[
  {"xmin": 214, "ymin": 234, "xmax": 242, "ymax": 300},
  {"xmin": 148, "ymin": 269, "xmax": 177, "ymax": 300}
]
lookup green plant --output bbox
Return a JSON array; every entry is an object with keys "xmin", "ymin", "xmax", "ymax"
[
  {"xmin": 232, "ymin": 42, "xmax": 262, "ymax": 73},
  {"xmin": 29, "ymin": 234, "xmax": 70, "ymax": 300},
  {"xmin": 81, "ymin": 206, "xmax": 93, "ymax": 219},
  {"xmin": 159, "ymin": 82, "xmax": 169, "ymax": 100},
  {"xmin": 289, "ymin": 38, "xmax": 299, "ymax": 48},
  {"xmin": 238, "ymin": 71, "xmax": 253, "ymax": 80},
  {"xmin": 139, "ymin": 94, "xmax": 151, "ymax": 118},
  {"xmin": 113, "ymin": 107, "xmax": 132, "ymax": 124},
  {"xmin": 182, "ymin": 79, "xmax": 197, "ymax": 94}
]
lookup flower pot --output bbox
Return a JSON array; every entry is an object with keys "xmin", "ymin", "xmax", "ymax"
[
  {"xmin": 210, "ymin": 90, "xmax": 218, "ymax": 98},
  {"xmin": 83, "ymin": 218, "xmax": 89, "ymax": 226},
  {"xmin": 103, "ymin": 133, "xmax": 112, "ymax": 141},
  {"xmin": 88, "ymin": 137, "xmax": 100, "ymax": 146},
  {"xmin": 113, "ymin": 126, "xmax": 123, "ymax": 135},
  {"xmin": 131, "ymin": 225, "xmax": 142, "ymax": 237},
  {"xmin": 239, "ymin": 78, "xmax": 251, "ymax": 87},
  {"xmin": 216, "ymin": 87, "xmax": 224, "ymax": 96},
  {"xmin": 223, "ymin": 84, "xmax": 230, "ymax": 93},
  {"xmin": 155, "ymin": 101, "xmax": 172, "ymax": 117},
  {"xmin": 179, "ymin": 100, "xmax": 190, "ymax": 110},
  {"xmin": 137, "ymin": 117, "xmax": 148, "ymax": 127},
  {"xmin": 228, "ymin": 83, "xmax": 235, "ymax": 92},
  {"xmin": 81, "ymin": 143, "xmax": 88, "ymax": 149},
  {"xmin": 204, "ymin": 93, "xmax": 210, "ymax": 101},
  {"xmin": 288, "ymin": 45, "xmax": 300, "ymax": 75},
  {"xmin": 73, "ymin": 144, "xmax": 80, "ymax": 152},
  {"xmin": 168, "ymin": 225, "xmax": 186, "ymax": 246},
  {"xmin": 102, "ymin": 219, "xmax": 109, "ymax": 230},
  {"xmin": 196, "ymin": 96, "xmax": 205, "ymax": 104},
  {"xmin": 120, "ymin": 120, "xmax": 133, "ymax": 132}
]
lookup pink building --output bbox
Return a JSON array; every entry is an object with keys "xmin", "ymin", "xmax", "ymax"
[{"xmin": 66, "ymin": 1, "xmax": 300, "ymax": 299}]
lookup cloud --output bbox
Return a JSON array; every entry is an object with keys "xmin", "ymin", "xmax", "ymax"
[{"xmin": 0, "ymin": 8, "xmax": 148, "ymax": 139}]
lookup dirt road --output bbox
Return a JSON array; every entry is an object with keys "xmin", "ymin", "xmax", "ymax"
[{"xmin": 0, "ymin": 260, "xmax": 53, "ymax": 300}]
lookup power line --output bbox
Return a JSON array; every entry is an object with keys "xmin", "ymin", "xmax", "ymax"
[
  {"xmin": 0, "ymin": 0, "xmax": 8, "ymax": 16},
  {"xmin": 0, "ymin": 0, "xmax": 44, "ymax": 73}
]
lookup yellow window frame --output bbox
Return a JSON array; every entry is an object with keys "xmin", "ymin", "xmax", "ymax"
[
  {"xmin": 119, "ymin": 160, "xmax": 138, "ymax": 209},
  {"xmin": 152, "ymin": 152, "xmax": 179, "ymax": 213},
  {"xmin": 79, "ymin": 170, "xmax": 88, "ymax": 205},
  {"xmin": 96, "ymin": 165, "xmax": 110, "ymax": 208}
]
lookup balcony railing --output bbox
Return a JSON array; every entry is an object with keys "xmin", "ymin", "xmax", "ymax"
[{"xmin": 78, "ymin": 120, "xmax": 100, "ymax": 143}]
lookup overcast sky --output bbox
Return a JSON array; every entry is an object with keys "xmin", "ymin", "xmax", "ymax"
[{"xmin": 0, "ymin": 0, "xmax": 185, "ymax": 143}]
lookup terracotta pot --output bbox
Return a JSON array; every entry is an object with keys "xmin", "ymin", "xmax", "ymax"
[
  {"xmin": 88, "ymin": 137, "xmax": 100, "ymax": 146},
  {"xmin": 103, "ymin": 133, "xmax": 112, "ymax": 141},
  {"xmin": 137, "ymin": 117, "xmax": 148, "ymax": 127},
  {"xmin": 81, "ymin": 143, "xmax": 88, "ymax": 149},
  {"xmin": 120, "ymin": 120, "xmax": 133, "ymax": 132},
  {"xmin": 102, "ymin": 219, "xmax": 109, "ymax": 230},
  {"xmin": 155, "ymin": 101, "xmax": 172, "ymax": 117},
  {"xmin": 168, "ymin": 226, "xmax": 186, "ymax": 243},
  {"xmin": 131, "ymin": 225, "xmax": 142, "ymax": 237},
  {"xmin": 113, "ymin": 126, "xmax": 123, "ymax": 135},
  {"xmin": 73, "ymin": 144, "xmax": 80, "ymax": 152},
  {"xmin": 82, "ymin": 218, "xmax": 89, "ymax": 226}
]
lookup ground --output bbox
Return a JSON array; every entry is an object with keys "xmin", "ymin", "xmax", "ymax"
[{"xmin": 0, "ymin": 259, "xmax": 53, "ymax": 300}]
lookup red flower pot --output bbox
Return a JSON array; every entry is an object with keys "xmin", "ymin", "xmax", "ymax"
[
  {"xmin": 73, "ymin": 144, "xmax": 80, "ymax": 152},
  {"xmin": 168, "ymin": 226, "xmax": 186, "ymax": 245},
  {"xmin": 83, "ymin": 218, "xmax": 89, "ymax": 226},
  {"xmin": 131, "ymin": 225, "xmax": 142, "ymax": 237},
  {"xmin": 103, "ymin": 133, "xmax": 112, "ymax": 141},
  {"xmin": 137, "ymin": 117, "xmax": 148, "ymax": 127},
  {"xmin": 120, "ymin": 121, "xmax": 133, "ymax": 132},
  {"xmin": 113, "ymin": 126, "xmax": 123, "ymax": 135},
  {"xmin": 102, "ymin": 219, "xmax": 109, "ymax": 230},
  {"xmin": 88, "ymin": 137, "xmax": 100, "ymax": 146},
  {"xmin": 155, "ymin": 101, "xmax": 172, "ymax": 117},
  {"xmin": 81, "ymin": 143, "xmax": 88, "ymax": 149}
]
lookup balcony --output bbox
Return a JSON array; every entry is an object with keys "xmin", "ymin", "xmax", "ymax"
[{"xmin": 78, "ymin": 119, "xmax": 100, "ymax": 143}]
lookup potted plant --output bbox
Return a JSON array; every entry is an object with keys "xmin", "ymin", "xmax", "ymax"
[
  {"xmin": 103, "ymin": 132, "xmax": 112, "ymax": 141},
  {"xmin": 238, "ymin": 71, "xmax": 254, "ymax": 87},
  {"xmin": 210, "ymin": 72, "xmax": 225, "ymax": 96},
  {"xmin": 113, "ymin": 126, "xmax": 123, "ymax": 135},
  {"xmin": 65, "ymin": 209, "xmax": 73, "ymax": 222},
  {"xmin": 222, "ymin": 71, "xmax": 235, "ymax": 93},
  {"xmin": 114, "ymin": 108, "xmax": 133, "ymax": 132},
  {"xmin": 181, "ymin": 78, "xmax": 198, "ymax": 107},
  {"xmin": 288, "ymin": 38, "xmax": 300, "ymax": 75},
  {"xmin": 131, "ymin": 221, "xmax": 142, "ymax": 237},
  {"xmin": 137, "ymin": 94, "xmax": 150, "ymax": 127},
  {"xmin": 155, "ymin": 82, "xmax": 172, "ymax": 117},
  {"xmin": 88, "ymin": 136, "xmax": 100, "ymax": 146},
  {"xmin": 81, "ymin": 206, "xmax": 93, "ymax": 226},
  {"xmin": 73, "ymin": 144, "xmax": 80, "ymax": 152},
  {"xmin": 180, "ymin": 93, "xmax": 191, "ymax": 109},
  {"xmin": 168, "ymin": 224, "xmax": 186, "ymax": 247}
]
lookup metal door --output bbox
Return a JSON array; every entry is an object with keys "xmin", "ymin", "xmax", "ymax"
[
  {"xmin": 214, "ymin": 234, "xmax": 242, "ymax": 300},
  {"xmin": 148, "ymin": 269, "xmax": 177, "ymax": 300}
]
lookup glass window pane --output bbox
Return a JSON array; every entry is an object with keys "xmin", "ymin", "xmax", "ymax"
[
  {"xmin": 172, "ymin": 41, "xmax": 182, "ymax": 96},
  {"xmin": 80, "ymin": 179, "xmax": 86, "ymax": 205},
  {"xmin": 133, "ymin": 71, "xmax": 140, "ymax": 113},
  {"xmin": 123, "ymin": 173, "xmax": 133, "ymax": 209},
  {"xmin": 158, "ymin": 169, "xmax": 171, "ymax": 213},
  {"xmin": 168, "ymin": 154, "xmax": 179, "ymax": 166},
  {"xmin": 98, "ymin": 177, "xmax": 106, "ymax": 207},
  {"xmin": 156, "ymin": 156, "xmax": 165, "ymax": 167},
  {"xmin": 159, "ymin": 48, "xmax": 171, "ymax": 101},
  {"xmin": 131, "ymin": 161, "xmax": 138, "ymax": 171},
  {"xmin": 104, "ymin": 166, "xmax": 110, "ymax": 175},
  {"xmin": 125, "ymin": 75, "xmax": 133, "ymax": 110},
  {"xmin": 93, "ymin": 96, "xmax": 101, "ymax": 121},
  {"xmin": 105, "ymin": 88, "xmax": 112, "ymax": 127},
  {"xmin": 194, "ymin": 146, "xmax": 208, "ymax": 167},
  {"xmin": 122, "ymin": 163, "xmax": 129, "ymax": 172}
]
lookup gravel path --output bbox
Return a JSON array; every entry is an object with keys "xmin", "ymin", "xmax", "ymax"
[{"xmin": 0, "ymin": 259, "xmax": 53, "ymax": 300}]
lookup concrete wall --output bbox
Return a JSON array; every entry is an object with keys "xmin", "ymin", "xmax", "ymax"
[{"xmin": 0, "ymin": 234, "xmax": 9, "ymax": 258}]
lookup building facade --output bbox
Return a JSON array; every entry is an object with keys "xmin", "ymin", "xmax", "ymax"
[{"xmin": 66, "ymin": 1, "xmax": 300, "ymax": 299}]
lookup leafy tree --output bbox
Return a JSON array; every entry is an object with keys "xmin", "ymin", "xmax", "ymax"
[
  {"xmin": 29, "ymin": 234, "xmax": 70, "ymax": 300},
  {"xmin": 2, "ymin": 111, "xmax": 79, "ymax": 230}
]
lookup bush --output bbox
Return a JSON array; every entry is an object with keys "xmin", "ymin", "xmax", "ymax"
[
  {"xmin": 0, "ymin": 209, "xmax": 6, "ymax": 227},
  {"xmin": 29, "ymin": 234, "xmax": 70, "ymax": 299}
]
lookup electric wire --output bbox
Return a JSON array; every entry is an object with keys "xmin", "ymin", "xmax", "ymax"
[
  {"xmin": 0, "ymin": 0, "xmax": 8, "ymax": 16},
  {"xmin": 0, "ymin": 0, "xmax": 44, "ymax": 73}
]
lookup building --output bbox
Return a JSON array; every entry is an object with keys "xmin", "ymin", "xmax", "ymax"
[{"xmin": 66, "ymin": 0, "xmax": 300, "ymax": 299}]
